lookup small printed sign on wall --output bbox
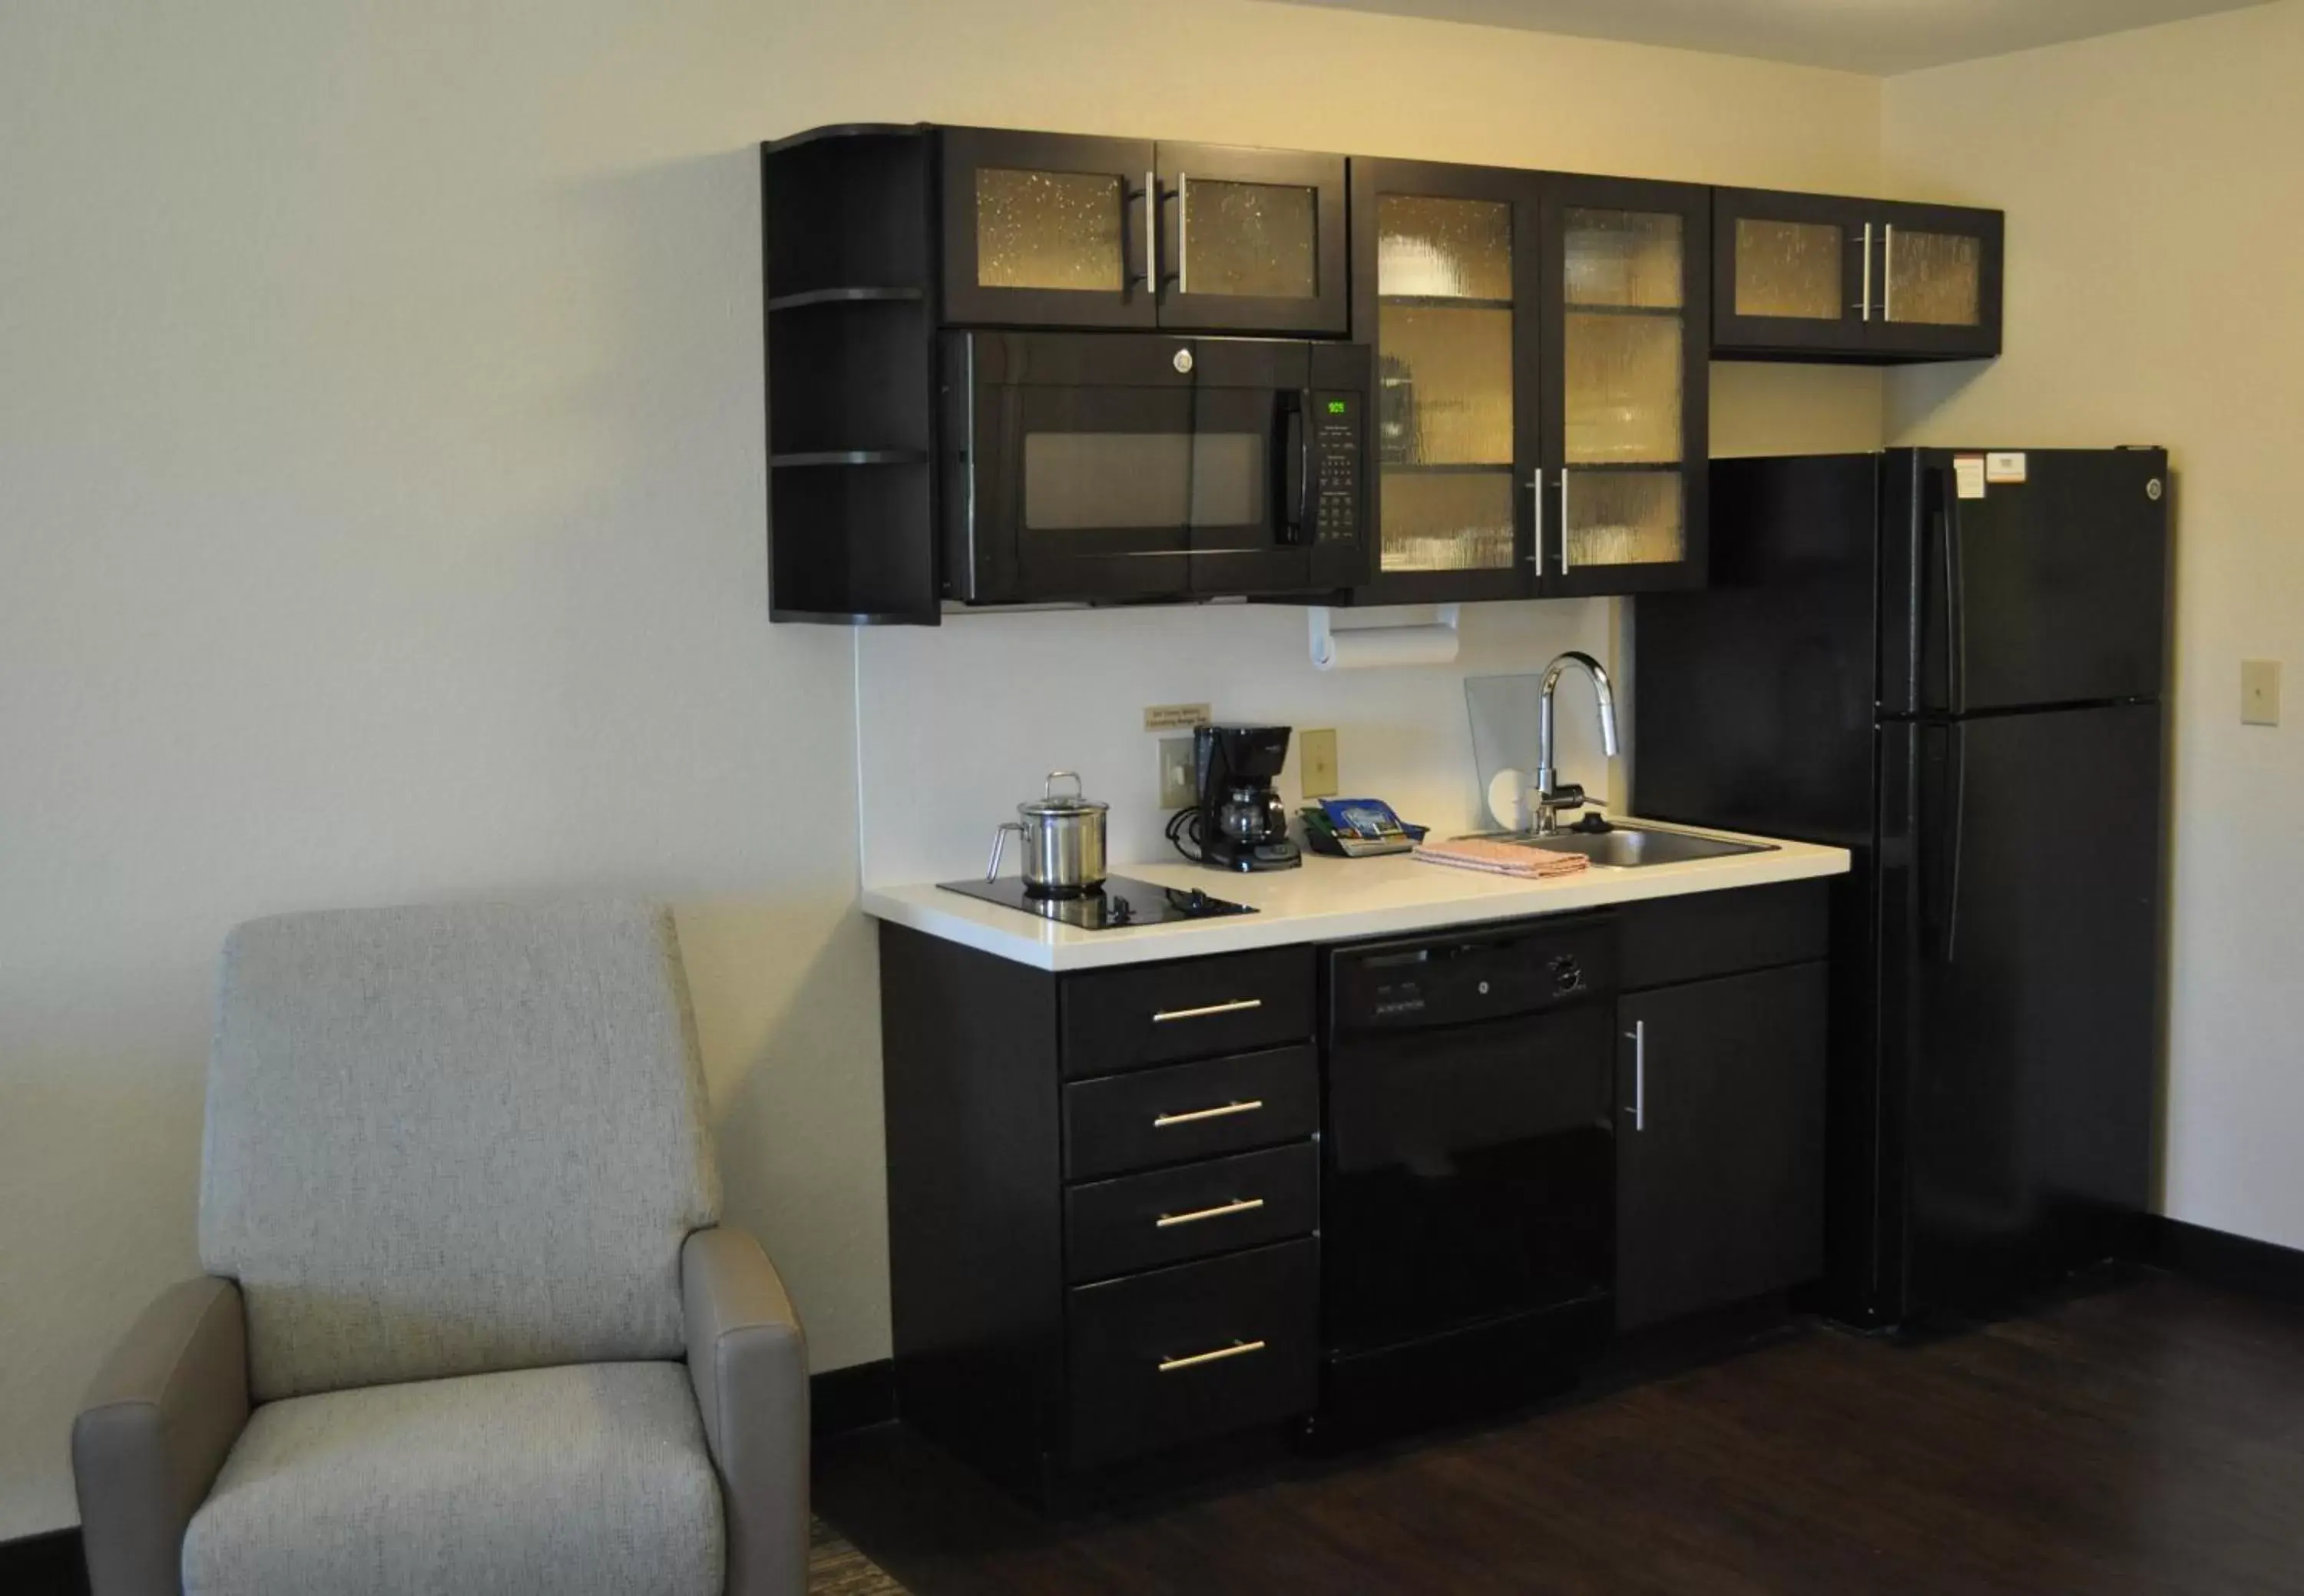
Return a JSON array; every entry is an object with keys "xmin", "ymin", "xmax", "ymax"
[
  {"xmin": 1985, "ymin": 452, "xmax": 2028, "ymax": 484},
  {"xmin": 1143, "ymin": 702, "xmax": 1213, "ymax": 731},
  {"xmin": 1954, "ymin": 455, "xmax": 1988, "ymax": 499}
]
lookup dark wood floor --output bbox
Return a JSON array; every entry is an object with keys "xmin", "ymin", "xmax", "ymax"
[{"xmin": 815, "ymin": 1270, "xmax": 2304, "ymax": 1595}]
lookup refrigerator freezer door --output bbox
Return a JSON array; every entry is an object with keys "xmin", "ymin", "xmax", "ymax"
[
  {"xmin": 1883, "ymin": 449, "xmax": 2170, "ymax": 717},
  {"xmin": 1634, "ymin": 453, "xmax": 1882, "ymax": 849},
  {"xmin": 1876, "ymin": 702, "xmax": 2162, "ymax": 1320}
]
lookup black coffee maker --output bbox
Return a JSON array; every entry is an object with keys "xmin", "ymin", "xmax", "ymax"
[{"xmin": 1193, "ymin": 724, "xmax": 1302, "ymax": 873}]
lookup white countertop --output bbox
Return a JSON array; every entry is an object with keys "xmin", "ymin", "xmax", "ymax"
[{"xmin": 860, "ymin": 819, "xmax": 1850, "ymax": 971}]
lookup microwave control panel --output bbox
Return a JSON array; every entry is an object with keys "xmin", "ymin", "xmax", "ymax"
[{"xmin": 1312, "ymin": 391, "xmax": 1363, "ymax": 545}]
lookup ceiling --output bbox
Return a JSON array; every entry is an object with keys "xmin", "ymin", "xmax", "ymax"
[{"xmin": 1281, "ymin": 0, "xmax": 2275, "ymax": 74}]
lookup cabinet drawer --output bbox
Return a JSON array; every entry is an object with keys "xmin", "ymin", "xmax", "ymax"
[
  {"xmin": 1066, "ymin": 1238, "xmax": 1317, "ymax": 1466},
  {"xmin": 1617, "ymin": 880, "xmax": 1828, "ymax": 992},
  {"xmin": 1060, "ymin": 945, "xmax": 1314, "ymax": 1077},
  {"xmin": 1065, "ymin": 1142, "xmax": 1317, "ymax": 1283},
  {"xmin": 1064, "ymin": 1044, "xmax": 1317, "ymax": 1180}
]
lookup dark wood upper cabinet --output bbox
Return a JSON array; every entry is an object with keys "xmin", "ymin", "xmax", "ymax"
[
  {"xmin": 1339, "ymin": 162, "xmax": 1708, "ymax": 604},
  {"xmin": 1154, "ymin": 141, "xmax": 1349, "ymax": 336},
  {"xmin": 761, "ymin": 124, "xmax": 941, "ymax": 624},
  {"xmin": 763, "ymin": 124, "xmax": 2011, "ymax": 624},
  {"xmin": 1538, "ymin": 173, "xmax": 1712, "ymax": 598},
  {"xmin": 940, "ymin": 127, "xmax": 1159, "ymax": 329},
  {"xmin": 942, "ymin": 128, "xmax": 1346, "ymax": 336},
  {"xmin": 1348, "ymin": 157, "xmax": 1544, "ymax": 606},
  {"xmin": 1713, "ymin": 187, "xmax": 2003, "ymax": 363}
]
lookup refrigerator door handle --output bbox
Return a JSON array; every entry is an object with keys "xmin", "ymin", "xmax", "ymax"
[
  {"xmin": 1925, "ymin": 723, "xmax": 1968, "ymax": 963},
  {"xmin": 1925, "ymin": 464, "xmax": 1967, "ymax": 715},
  {"xmin": 1945, "ymin": 477, "xmax": 1967, "ymax": 714}
]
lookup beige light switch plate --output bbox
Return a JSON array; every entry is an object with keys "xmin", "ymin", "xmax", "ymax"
[
  {"xmin": 1299, "ymin": 728, "xmax": 1339, "ymax": 799},
  {"xmin": 2243, "ymin": 659, "xmax": 2282, "ymax": 727}
]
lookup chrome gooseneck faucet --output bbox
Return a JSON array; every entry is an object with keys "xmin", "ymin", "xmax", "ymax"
[{"xmin": 1533, "ymin": 651, "xmax": 1620, "ymax": 836}]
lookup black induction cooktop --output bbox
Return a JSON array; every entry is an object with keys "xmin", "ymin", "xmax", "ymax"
[{"xmin": 938, "ymin": 874, "xmax": 1257, "ymax": 930}]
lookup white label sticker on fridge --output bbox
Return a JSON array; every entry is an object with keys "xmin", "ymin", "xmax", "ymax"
[
  {"xmin": 1985, "ymin": 452, "xmax": 2028, "ymax": 484},
  {"xmin": 1955, "ymin": 455, "xmax": 1987, "ymax": 499}
]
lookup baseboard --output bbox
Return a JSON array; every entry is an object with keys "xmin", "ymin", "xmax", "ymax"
[
  {"xmin": 2140, "ymin": 1216, "xmax": 2304, "ymax": 1305},
  {"xmin": 813, "ymin": 1357, "xmax": 896, "ymax": 1436},
  {"xmin": 0, "ymin": 1527, "xmax": 88, "ymax": 1596}
]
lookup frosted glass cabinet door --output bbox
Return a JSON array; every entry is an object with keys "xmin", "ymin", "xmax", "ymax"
[
  {"xmin": 1157, "ymin": 142, "xmax": 1349, "ymax": 335},
  {"xmin": 943, "ymin": 127, "xmax": 1157, "ymax": 328},
  {"xmin": 1349, "ymin": 158, "xmax": 1544, "ymax": 604},
  {"xmin": 1868, "ymin": 204, "xmax": 2000, "ymax": 355},
  {"xmin": 1882, "ymin": 227, "xmax": 1984, "ymax": 327},
  {"xmin": 1733, "ymin": 218, "xmax": 1845, "ymax": 320},
  {"xmin": 1544, "ymin": 176, "xmax": 1710, "ymax": 597}
]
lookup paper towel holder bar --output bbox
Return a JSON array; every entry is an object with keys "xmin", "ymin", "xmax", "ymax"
[{"xmin": 1308, "ymin": 604, "xmax": 1462, "ymax": 671}]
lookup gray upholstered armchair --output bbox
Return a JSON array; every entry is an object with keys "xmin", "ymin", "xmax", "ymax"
[{"xmin": 71, "ymin": 901, "xmax": 808, "ymax": 1596}]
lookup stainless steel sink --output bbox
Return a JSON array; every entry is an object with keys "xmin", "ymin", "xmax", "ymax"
[{"xmin": 1474, "ymin": 823, "xmax": 1775, "ymax": 868}]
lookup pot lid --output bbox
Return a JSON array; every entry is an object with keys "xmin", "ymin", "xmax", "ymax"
[{"xmin": 1020, "ymin": 770, "xmax": 1107, "ymax": 816}]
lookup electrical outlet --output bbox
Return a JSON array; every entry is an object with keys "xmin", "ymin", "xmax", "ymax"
[
  {"xmin": 1299, "ymin": 728, "xmax": 1339, "ymax": 799},
  {"xmin": 1158, "ymin": 737, "xmax": 1198, "ymax": 809},
  {"xmin": 2243, "ymin": 659, "xmax": 2282, "ymax": 727}
]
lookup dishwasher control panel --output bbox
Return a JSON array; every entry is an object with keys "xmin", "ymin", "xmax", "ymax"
[{"xmin": 1328, "ymin": 916, "xmax": 1617, "ymax": 1035}]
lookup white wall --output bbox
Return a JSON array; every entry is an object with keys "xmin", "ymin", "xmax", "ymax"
[
  {"xmin": 0, "ymin": 0, "xmax": 1884, "ymax": 1538},
  {"xmin": 1882, "ymin": 1, "xmax": 2304, "ymax": 1251}
]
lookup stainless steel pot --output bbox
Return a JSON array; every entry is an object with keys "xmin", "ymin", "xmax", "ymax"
[{"xmin": 987, "ymin": 770, "xmax": 1108, "ymax": 895}]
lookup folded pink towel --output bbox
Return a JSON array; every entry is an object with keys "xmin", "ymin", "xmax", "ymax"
[{"xmin": 1412, "ymin": 836, "xmax": 1590, "ymax": 879}]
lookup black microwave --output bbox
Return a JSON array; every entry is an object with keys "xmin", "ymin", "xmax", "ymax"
[{"xmin": 940, "ymin": 331, "xmax": 1371, "ymax": 605}]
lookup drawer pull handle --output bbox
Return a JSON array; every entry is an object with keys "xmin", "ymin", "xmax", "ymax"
[
  {"xmin": 1157, "ymin": 1338, "xmax": 1266, "ymax": 1373},
  {"xmin": 1151, "ymin": 998, "xmax": 1263, "ymax": 1024},
  {"xmin": 1152, "ymin": 1098, "xmax": 1264, "ymax": 1127},
  {"xmin": 1154, "ymin": 1196, "xmax": 1264, "ymax": 1229}
]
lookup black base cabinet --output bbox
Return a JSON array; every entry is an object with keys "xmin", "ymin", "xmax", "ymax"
[
  {"xmin": 1614, "ymin": 883, "xmax": 1831, "ymax": 1330},
  {"xmin": 877, "ymin": 879, "xmax": 1833, "ymax": 1502},
  {"xmin": 878, "ymin": 925, "xmax": 1322, "ymax": 1502}
]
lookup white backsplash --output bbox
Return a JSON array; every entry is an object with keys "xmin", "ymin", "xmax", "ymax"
[{"xmin": 856, "ymin": 598, "xmax": 1619, "ymax": 886}]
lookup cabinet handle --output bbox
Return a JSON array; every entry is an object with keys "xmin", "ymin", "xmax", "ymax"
[
  {"xmin": 1859, "ymin": 222, "xmax": 1874, "ymax": 322},
  {"xmin": 1155, "ymin": 1196, "xmax": 1265, "ymax": 1229},
  {"xmin": 1882, "ymin": 223, "xmax": 1895, "ymax": 323},
  {"xmin": 1152, "ymin": 1098, "xmax": 1264, "ymax": 1127},
  {"xmin": 1528, "ymin": 469, "xmax": 1544, "ymax": 574},
  {"xmin": 1151, "ymin": 997, "xmax": 1263, "ymax": 1024},
  {"xmin": 1559, "ymin": 473, "xmax": 1573, "ymax": 572},
  {"xmin": 1626, "ymin": 1019, "xmax": 1646, "ymax": 1132},
  {"xmin": 1138, "ymin": 169, "xmax": 1157, "ymax": 296},
  {"xmin": 1158, "ymin": 1338, "xmax": 1266, "ymax": 1373},
  {"xmin": 1177, "ymin": 171, "xmax": 1190, "ymax": 295}
]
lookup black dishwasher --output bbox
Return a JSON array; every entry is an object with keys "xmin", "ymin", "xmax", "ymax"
[{"xmin": 1312, "ymin": 916, "xmax": 1617, "ymax": 1441}]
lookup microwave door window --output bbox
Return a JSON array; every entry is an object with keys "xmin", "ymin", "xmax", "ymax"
[
  {"xmin": 1022, "ymin": 432, "xmax": 1262, "ymax": 531},
  {"xmin": 1023, "ymin": 433, "xmax": 1199, "ymax": 532},
  {"xmin": 1185, "ymin": 386, "xmax": 1281, "ymax": 558},
  {"xmin": 1012, "ymin": 385, "xmax": 1197, "ymax": 599}
]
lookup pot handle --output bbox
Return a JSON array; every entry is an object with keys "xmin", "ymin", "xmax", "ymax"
[
  {"xmin": 1044, "ymin": 770, "xmax": 1084, "ymax": 802},
  {"xmin": 986, "ymin": 820, "xmax": 1027, "ymax": 882}
]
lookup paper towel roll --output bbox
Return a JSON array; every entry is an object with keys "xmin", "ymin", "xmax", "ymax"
[{"xmin": 1311, "ymin": 622, "xmax": 1461, "ymax": 671}]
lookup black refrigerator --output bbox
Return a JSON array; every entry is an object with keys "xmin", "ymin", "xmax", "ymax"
[{"xmin": 1635, "ymin": 448, "xmax": 2169, "ymax": 1327}]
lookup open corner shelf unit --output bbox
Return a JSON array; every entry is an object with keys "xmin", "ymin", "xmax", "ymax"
[{"xmin": 762, "ymin": 124, "xmax": 942, "ymax": 624}]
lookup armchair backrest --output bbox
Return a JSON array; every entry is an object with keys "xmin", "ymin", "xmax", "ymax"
[{"xmin": 200, "ymin": 900, "xmax": 721, "ymax": 1402}]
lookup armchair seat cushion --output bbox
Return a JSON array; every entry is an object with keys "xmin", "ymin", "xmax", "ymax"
[{"xmin": 181, "ymin": 1362, "xmax": 722, "ymax": 1596}]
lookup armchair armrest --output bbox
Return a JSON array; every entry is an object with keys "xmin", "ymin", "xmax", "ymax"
[
  {"xmin": 73, "ymin": 1276, "xmax": 250, "ymax": 1596},
  {"xmin": 683, "ymin": 1226, "xmax": 809, "ymax": 1596}
]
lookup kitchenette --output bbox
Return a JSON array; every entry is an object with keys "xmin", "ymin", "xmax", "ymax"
[{"xmin": 769, "ymin": 119, "xmax": 2165, "ymax": 1508}]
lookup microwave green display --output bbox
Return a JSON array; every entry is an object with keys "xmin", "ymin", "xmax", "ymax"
[{"xmin": 1326, "ymin": 399, "xmax": 1348, "ymax": 414}]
